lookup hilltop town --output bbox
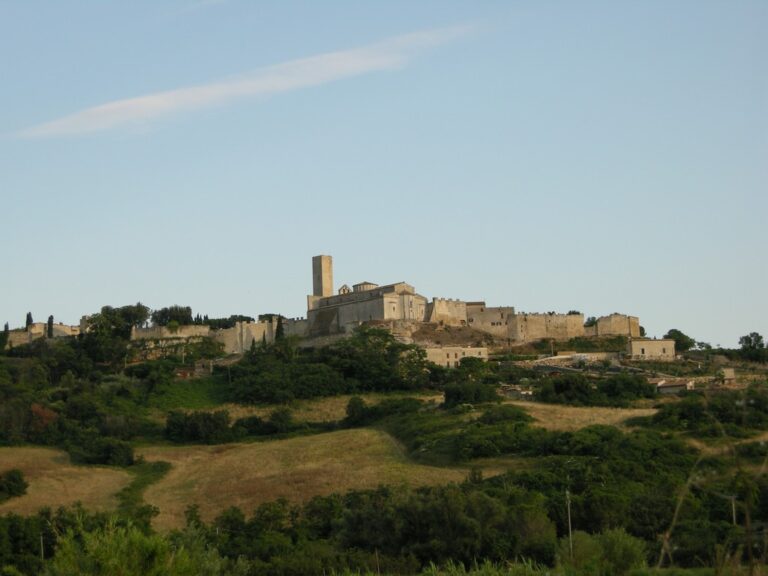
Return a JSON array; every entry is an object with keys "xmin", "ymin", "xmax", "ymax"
[{"xmin": 4, "ymin": 255, "xmax": 677, "ymax": 366}]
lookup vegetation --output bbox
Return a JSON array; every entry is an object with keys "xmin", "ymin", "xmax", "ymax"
[
  {"xmin": 664, "ymin": 329, "xmax": 696, "ymax": 353},
  {"xmin": 150, "ymin": 305, "xmax": 193, "ymax": 327},
  {"xmin": 535, "ymin": 373, "xmax": 655, "ymax": 407},
  {"xmin": 0, "ymin": 469, "xmax": 27, "ymax": 502},
  {"xmin": 633, "ymin": 386, "xmax": 768, "ymax": 438},
  {"xmin": 227, "ymin": 327, "xmax": 435, "ymax": 403},
  {"xmin": 739, "ymin": 332, "xmax": 766, "ymax": 363},
  {"xmin": 2, "ymin": 303, "xmax": 768, "ymax": 573}
]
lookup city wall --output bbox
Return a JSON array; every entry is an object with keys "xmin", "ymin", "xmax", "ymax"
[
  {"xmin": 509, "ymin": 313, "xmax": 585, "ymax": 342},
  {"xmin": 466, "ymin": 302, "xmax": 514, "ymax": 338},
  {"xmin": 426, "ymin": 298, "xmax": 467, "ymax": 326},
  {"xmin": 583, "ymin": 314, "xmax": 640, "ymax": 338},
  {"xmin": 131, "ymin": 325, "xmax": 211, "ymax": 341}
]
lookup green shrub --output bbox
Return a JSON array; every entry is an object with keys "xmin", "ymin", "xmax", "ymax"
[{"xmin": 0, "ymin": 469, "xmax": 28, "ymax": 502}]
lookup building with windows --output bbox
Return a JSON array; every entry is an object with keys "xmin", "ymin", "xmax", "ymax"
[{"xmin": 627, "ymin": 338, "xmax": 676, "ymax": 361}]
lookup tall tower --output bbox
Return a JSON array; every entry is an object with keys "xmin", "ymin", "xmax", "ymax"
[{"xmin": 312, "ymin": 255, "xmax": 333, "ymax": 298}]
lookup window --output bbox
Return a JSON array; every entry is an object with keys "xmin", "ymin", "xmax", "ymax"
[
  {"xmin": 455, "ymin": 353, "xmax": 458, "ymax": 358},
  {"xmin": 663, "ymin": 348, "xmax": 666, "ymax": 354},
  {"xmin": 641, "ymin": 348, "xmax": 645, "ymax": 355},
  {"xmin": 446, "ymin": 353, "xmax": 450, "ymax": 359}
]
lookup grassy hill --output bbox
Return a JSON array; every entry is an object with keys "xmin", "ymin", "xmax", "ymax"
[
  {"xmin": 0, "ymin": 447, "xmax": 131, "ymax": 515},
  {"xmin": 138, "ymin": 428, "xmax": 472, "ymax": 530}
]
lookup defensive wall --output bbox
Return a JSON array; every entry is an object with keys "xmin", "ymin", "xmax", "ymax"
[
  {"xmin": 5, "ymin": 323, "xmax": 81, "ymax": 349},
  {"xmin": 508, "ymin": 312, "xmax": 585, "ymax": 342},
  {"xmin": 583, "ymin": 314, "xmax": 640, "ymax": 338},
  {"xmin": 425, "ymin": 298, "xmax": 467, "ymax": 326},
  {"xmin": 465, "ymin": 302, "xmax": 515, "ymax": 339},
  {"xmin": 130, "ymin": 325, "xmax": 211, "ymax": 341},
  {"xmin": 130, "ymin": 317, "xmax": 310, "ymax": 356}
]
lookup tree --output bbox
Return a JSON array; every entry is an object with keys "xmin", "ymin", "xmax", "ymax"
[
  {"xmin": 151, "ymin": 306, "xmax": 193, "ymax": 327},
  {"xmin": 739, "ymin": 332, "xmax": 766, "ymax": 362},
  {"xmin": 275, "ymin": 316, "xmax": 285, "ymax": 341},
  {"xmin": 25, "ymin": 312, "xmax": 32, "ymax": 329},
  {"xmin": 639, "ymin": 326, "xmax": 646, "ymax": 337},
  {"xmin": 47, "ymin": 315, "xmax": 54, "ymax": 338},
  {"xmin": 663, "ymin": 329, "xmax": 695, "ymax": 352},
  {"xmin": 0, "ymin": 322, "xmax": 8, "ymax": 351}
]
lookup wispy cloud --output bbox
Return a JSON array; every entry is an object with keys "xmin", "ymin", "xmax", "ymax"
[{"xmin": 17, "ymin": 26, "xmax": 469, "ymax": 139}]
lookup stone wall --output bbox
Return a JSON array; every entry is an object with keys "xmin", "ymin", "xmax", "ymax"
[
  {"xmin": 212, "ymin": 321, "xmax": 272, "ymax": 354},
  {"xmin": 509, "ymin": 313, "xmax": 585, "ymax": 342},
  {"xmin": 595, "ymin": 314, "xmax": 640, "ymax": 337},
  {"xmin": 426, "ymin": 298, "xmax": 467, "ymax": 326},
  {"xmin": 424, "ymin": 346, "xmax": 488, "ymax": 368},
  {"xmin": 5, "ymin": 323, "xmax": 81, "ymax": 349},
  {"xmin": 466, "ymin": 302, "xmax": 514, "ymax": 338},
  {"xmin": 131, "ymin": 325, "xmax": 211, "ymax": 341}
]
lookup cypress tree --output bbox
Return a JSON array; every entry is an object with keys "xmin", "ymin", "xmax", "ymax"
[
  {"xmin": 25, "ymin": 312, "xmax": 33, "ymax": 329},
  {"xmin": 0, "ymin": 322, "xmax": 8, "ymax": 351},
  {"xmin": 275, "ymin": 316, "xmax": 285, "ymax": 340},
  {"xmin": 47, "ymin": 315, "xmax": 54, "ymax": 338}
]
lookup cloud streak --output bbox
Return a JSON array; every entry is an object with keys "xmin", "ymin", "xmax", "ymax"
[{"xmin": 17, "ymin": 27, "xmax": 469, "ymax": 139}]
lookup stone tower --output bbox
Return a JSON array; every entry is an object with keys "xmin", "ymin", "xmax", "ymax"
[{"xmin": 312, "ymin": 255, "xmax": 333, "ymax": 298}]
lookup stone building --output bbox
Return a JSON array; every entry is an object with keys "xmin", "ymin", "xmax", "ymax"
[
  {"xmin": 304, "ymin": 256, "xmax": 640, "ymax": 343},
  {"xmin": 307, "ymin": 255, "xmax": 429, "ymax": 336},
  {"xmin": 584, "ymin": 313, "xmax": 640, "ymax": 338},
  {"xmin": 466, "ymin": 302, "xmax": 515, "ymax": 338},
  {"xmin": 508, "ymin": 312, "xmax": 585, "ymax": 342},
  {"xmin": 424, "ymin": 346, "xmax": 488, "ymax": 368},
  {"xmin": 627, "ymin": 338, "xmax": 676, "ymax": 361}
]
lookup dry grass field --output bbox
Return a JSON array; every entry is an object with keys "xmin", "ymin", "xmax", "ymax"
[
  {"xmin": 507, "ymin": 400, "xmax": 657, "ymax": 431},
  {"xmin": 0, "ymin": 447, "xmax": 131, "ymax": 515},
  {"xmin": 138, "ymin": 428, "xmax": 470, "ymax": 530}
]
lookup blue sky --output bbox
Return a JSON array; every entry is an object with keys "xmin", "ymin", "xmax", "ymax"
[{"xmin": 1, "ymin": 0, "xmax": 765, "ymax": 347}]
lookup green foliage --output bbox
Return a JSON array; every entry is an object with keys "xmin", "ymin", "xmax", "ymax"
[
  {"xmin": 739, "ymin": 332, "xmax": 766, "ymax": 362},
  {"xmin": 557, "ymin": 528, "xmax": 646, "ymax": 575},
  {"xmin": 150, "ymin": 305, "xmax": 193, "ymax": 327},
  {"xmin": 227, "ymin": 326, "xmax": 434, "ymax": 403},
  {"xmin": 533, "ymin": 336, "xmax": 628, "ymax": 354},
  {"xmin": 146, "ymin": 375, "xmax": 226, "ymax": 410},
  {"xmin": 444, "ymin": 382, "xmax": 500, "ymax": 407},
  {"xmin": 0, "ymin": 322, "xmax": 8, "ymax": 352},
  {"xmin": 0, "ymin": 469, "xmax": 27, "ymax": 502},
  {"xmin": 664, "ymin": 329, "xmax": 695, "ymax": 353},
  {"xmin": 343, "ymin": 396, "xmax": 425, "ymax": 427},
  {"xmin": 115, "ymin": 461, "xmax": 171, "ymax": 529},
  {"xmin": 536, "ymin": 373, "xmax": 654, "ymax": 407},
  {"xmin": 642, "ymin": 386, "xmax": 768, "ymax": 437},
  {"xmin": 166, "ymin": 410, "xmax": 234, "ymax": 444},
  {"xmin": 46, "ymin": 520, "xmax": 247, "ymax": 576}
]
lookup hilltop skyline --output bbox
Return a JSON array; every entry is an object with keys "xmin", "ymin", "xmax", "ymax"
[{"xmin": 1, "ymin": 1, "xmax": 766, "ymax": 348}]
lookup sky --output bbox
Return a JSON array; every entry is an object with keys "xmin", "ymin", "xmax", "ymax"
[{"xmin": 1, "ymin": 0, "xmax": 766, "ymax": 348}]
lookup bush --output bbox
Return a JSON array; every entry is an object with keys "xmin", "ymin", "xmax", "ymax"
[
  {"xmin": 557, "ymin": 528, "xmax": 645, "ymax": 575},
  {"xmin": 0, "ymin": 469, "xmax": 28, "ymax": 502},
  {"xmin": 444, "ymin": 383, "xmax": 500, "ymax": 407}
]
